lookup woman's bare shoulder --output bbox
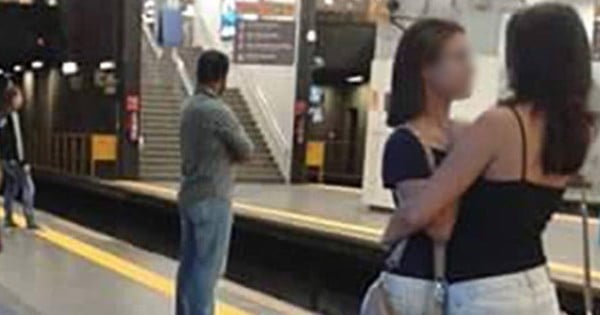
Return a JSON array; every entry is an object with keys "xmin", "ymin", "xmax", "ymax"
[{"xmin": 449, "ymin": 107, "xmax": 513, "ymax": 143}]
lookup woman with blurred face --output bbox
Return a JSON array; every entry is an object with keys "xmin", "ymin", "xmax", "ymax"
[
  {"xmin": 383, "ymin": 4, "xmax": 595, "ymax": 314},
  {"xmin": 361, "ymin": 18, "xmax": 473, "ymax": 315}
]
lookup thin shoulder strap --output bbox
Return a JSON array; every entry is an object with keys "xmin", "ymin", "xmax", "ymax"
[{"xmin": 509, "ymin": 107, "xmax": 527, "ymax": 180}]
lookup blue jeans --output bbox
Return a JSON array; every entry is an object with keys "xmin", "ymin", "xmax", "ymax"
[
  {"xmin": 2, "ymin": 161, "xmax": 35, "ymax": 225},
  {"xmin": 176, "ymin": 198, "xmax": 233, "ymax": 315}
]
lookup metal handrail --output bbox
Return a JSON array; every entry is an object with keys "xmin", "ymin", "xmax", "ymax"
[
  {"xmin": 171, "ymin": 48, "xmax": 194, "ymax": 96},
  {"xmin": 141, "ymin": 22, "xmax": 163, "ymax": 59},
  {"xmin": 141, "ymin": 20, "xmax": 193, "ymax": 97},
  {"xmin": 230, "ymin": 65, "xmax": 292, "ymax": 182}
]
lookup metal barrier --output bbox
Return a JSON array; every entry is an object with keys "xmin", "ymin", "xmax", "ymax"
[{"xmin": 32, "ymin": 133, "xmax": 90, "ymax": 176}]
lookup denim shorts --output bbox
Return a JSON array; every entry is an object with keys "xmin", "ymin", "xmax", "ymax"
[
  {"xmin": 446, "ymin": 266, "xmax": 561, "ymax": 315},
  {"xmin": 362, "ymin": 266, "xmax": 560, "ymax": 315}
]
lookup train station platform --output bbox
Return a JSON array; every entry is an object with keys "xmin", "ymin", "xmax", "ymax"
[
  {"xmin": 28, "ymin": 170, "xmax": 600, "ymax": 313},
  {"xmin": 0, "ymin": 209, "xmax": 313, "ymax": 315},
  {"xmin": 105, "ymin": 180, "xmax": 600, "ymax": 292}
]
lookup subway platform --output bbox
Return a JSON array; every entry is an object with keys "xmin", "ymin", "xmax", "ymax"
[
  {"xmin": 105, "ymin": 180, "xmax": 600, "ymax": 291},
  {"xmin": 27, "ymin": 170, "xmax": 600, "ymax": 314},
  {"xmin": 0, "ymin": 209, "xmax": 313, "ymax": 315}
]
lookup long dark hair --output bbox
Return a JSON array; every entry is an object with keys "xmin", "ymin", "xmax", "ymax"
[
  {"xmin": 387, "ymin": 19, "xmax": 464, "ymax": 127},
  {"xmin": 504, "ymin": 3, "xmax": 594, "ymax": 175}
]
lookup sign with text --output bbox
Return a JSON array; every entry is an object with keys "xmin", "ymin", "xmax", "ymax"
[
  {"xmin": 234, "ymin": 20, "xmax": 296, "ymax": 65},
  {"xmin": 236, "ymin": 0, "xmax": 295, "ymax": 20}
]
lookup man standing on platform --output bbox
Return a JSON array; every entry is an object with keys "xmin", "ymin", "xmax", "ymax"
[{"xmin": 176, "ymin": 50, "xmax": 253, "ymax": 315}]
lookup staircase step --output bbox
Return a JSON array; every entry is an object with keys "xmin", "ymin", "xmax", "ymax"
[{"xmin": 140, "ymin": 34, "xmax": 283, "ymax": 182}]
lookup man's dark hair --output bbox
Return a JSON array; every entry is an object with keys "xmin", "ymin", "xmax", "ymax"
[{"xmin": 196, "ymin": 50, "xmax": 230, "ymax": 85}]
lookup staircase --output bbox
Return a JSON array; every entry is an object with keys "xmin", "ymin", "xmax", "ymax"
[{"xmin": 139, "ymin": 37, "xmax": 284, "ymax": 182}]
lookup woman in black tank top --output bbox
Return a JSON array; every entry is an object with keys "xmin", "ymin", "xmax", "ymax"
[{"xmin": 382, "ymin": 4, "xmax": 595, "ymax": 315}]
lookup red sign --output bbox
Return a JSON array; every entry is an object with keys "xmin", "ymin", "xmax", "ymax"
[{"xmin": 126, "ymin": 95, "xmax": 140, "ymax": 112}]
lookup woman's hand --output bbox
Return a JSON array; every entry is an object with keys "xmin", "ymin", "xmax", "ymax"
[{"xmin": 426, "ymin": 206, "xmax": 456, "ymax": 242}]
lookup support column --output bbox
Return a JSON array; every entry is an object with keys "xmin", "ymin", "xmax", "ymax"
[
  {"xmin": 290, "ymin": 0, "xmax": 317, "ymax": 183},
  {"xmin": 117, "ymin": 0, "xmax": 142, "ymax": 178}
]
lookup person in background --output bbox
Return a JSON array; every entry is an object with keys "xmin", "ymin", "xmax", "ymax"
[
  {"xmin": 361, "ymin": 18, "xmax": 472, "ymax": 314},
  {"xmin": 383, "ymin": 4, "xmax": 594, "ymax": 314},
  {"xmin": 176, "ymin": 50, "xmax": 254, "ymax": 315},
  {"xmin": 0, "ymin": 85, "xmax": 38, "ymax": 230}
]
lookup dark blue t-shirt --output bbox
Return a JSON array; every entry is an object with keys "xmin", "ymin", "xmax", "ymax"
[{"xmin": 382, "ymin": 128, "xmax": 446, "ymax": 279}]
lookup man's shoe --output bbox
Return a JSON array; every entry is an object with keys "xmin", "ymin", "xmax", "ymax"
[
  {"xmin": 26, "ymin": 222, "xmax": 40, "ymax": 230},
  {"xmin": 4, "ymin": 219, "xmax": 17, "ymax": 228}
]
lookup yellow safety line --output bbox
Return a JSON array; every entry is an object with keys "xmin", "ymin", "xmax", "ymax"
[
  {"xmin": 3, "ymin": 213, "xmax": 248, "ymax": 315},
  {"xmin": 119, "ymin": 181, "xmax": 594, "ymax": 237},
  {"xmin": 306, "ymin": 184, "xmax": 362, "ymax": 195},
  {"xmin": 117, "ymin": 181, "xmax": 381, "ymax": 237},
  {"xmin": 233, "ymin": 202, "xmax": 381, "ymax": 237},
  {"xmin": 549, "ymin": 262, "xmax": 600, "ymax": 282},
  {"xmin": 115, "ymin": 181, "xmax": 600, "ymax": 284}
]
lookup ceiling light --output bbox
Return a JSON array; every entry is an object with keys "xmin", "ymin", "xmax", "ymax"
[
  {"xmin": 99, "ymin": 61, "xmax": 116, "ymax": 71},
  {"xmin": 13, "ymin": 65, "xmax": 23, "ymax": 73},
  {"xmin": 62, "ymin": 62, "xmax": 78, "ymax": 75},
  {"xmin": 346, "ymin": 75, "xmax": 365, "ymax": 84},
  {"xmin": 32, "ymin": 60, "xmax": 44, "ymax": 70}
]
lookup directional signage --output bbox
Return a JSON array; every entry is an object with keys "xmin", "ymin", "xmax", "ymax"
[{"xmin": 234, "ymin": 20, "xmax": 296, "ymax": 65}]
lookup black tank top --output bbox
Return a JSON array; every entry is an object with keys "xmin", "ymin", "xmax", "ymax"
[{"xmin": 446, "ymin": 108, "xmax": 564, "ymax": 283}]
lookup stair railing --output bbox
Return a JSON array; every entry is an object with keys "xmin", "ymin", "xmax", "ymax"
[
  {"xmin": 171, "ymin": 48, "xmax": 195, "ymax": 96},
  {"xmin": 141, "ymin": 22, "xmax": 163, "ymax": 59},
  {"xmin": 229, "ymin": 66, "xmax": 292, "ymax": 182},
  {"xmin": 193, "ymin": 16, "xmax": 292, "ymax": 182},
  {"xmin": 141, "ymin": 21, "xmax": 194, "ymax": 97}
]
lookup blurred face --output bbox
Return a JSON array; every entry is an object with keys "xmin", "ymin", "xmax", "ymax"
[
  {"xmin": 423, "ymin": 33, "xmax": 473, "ymax": 101},
  {"xmin": 11, "ymin": 90, "xmax": 23, "ymax": 110}
]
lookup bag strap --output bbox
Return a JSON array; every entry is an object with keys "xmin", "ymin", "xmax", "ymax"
[{"xmin": 402, "ymin": 124, "xmax": 447, "ymax": 315}]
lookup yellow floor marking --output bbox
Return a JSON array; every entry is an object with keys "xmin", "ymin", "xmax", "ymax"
[
  {"xmin": 232, "ymin": 202, "xmax": 381, "ymax": 237},
  {"xmin": 4, "ymin": 213, "xmax": 248, "ymax": 315},
  {"xmin": 114, "ymin": 181, "xmax": 600, "ymax": 285},
  {"xmin": 306, "ymin": 184, "xmax": 362, "ymax": 195},
  {"xmin": 117, "ymin": 181, "xmax": 381, "ymax": 237},
  {"xmin": 120, "ymin": 181, "xmax": 596, "ymax": 237},
  {"xmin": 549, "ymin": 261, "xmax": 600, "ymax": 282}
]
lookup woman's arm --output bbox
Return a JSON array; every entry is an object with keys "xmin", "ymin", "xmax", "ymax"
[
  {"xmin": 393, "ymin": 180, "xmax": 456, "ymax": 242},
  {"xmin": 383, "ymin": 109, "xmax": 507, "ymax": 244}
]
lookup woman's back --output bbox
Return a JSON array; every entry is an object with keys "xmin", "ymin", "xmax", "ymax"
[{"xmin": 446, "ymin": 105, "xmax": 567, "ymax": 282}]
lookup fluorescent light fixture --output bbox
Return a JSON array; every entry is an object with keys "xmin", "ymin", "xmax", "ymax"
[
  {"xmin": 31, "ymin": 60, "xmax": 44, "ymax": 69},
  {"xmin": 13, "ymin": 65, "xmax": 23, "ymax": 73},
  {"xmin": 306, "ymin": 30, "xmax": 317, "ymax": 43},
  {"xmin": 346, "ymin": 75, "xmax": 364, "ymax": 84},
  {"xmin": 62, "ymin": 62, "xmax": 78, "ymax": 75},
  {"xmin": 325, "ymin": 0, "xmax": 334, "ymax": 5},
  {"xmin": 99, "ymin": 61, "xmax": 116, "ymax": 71}
]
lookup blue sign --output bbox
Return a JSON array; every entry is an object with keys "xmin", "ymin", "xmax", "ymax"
[{"xmin": 158, "ymin": 6, "xmax": 183, "ymax": 47}]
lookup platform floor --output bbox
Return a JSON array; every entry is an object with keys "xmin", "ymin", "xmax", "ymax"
[
  {"xmin": 0, "ymin": 208, "xmax": 313, "ymax": 315},
  {"xmin": 109, "ymin": 181, "xmax": 600, "ymax": 291}
]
